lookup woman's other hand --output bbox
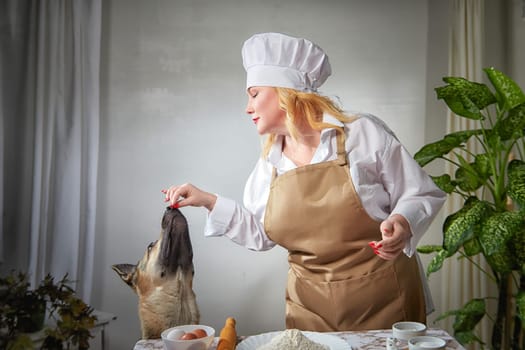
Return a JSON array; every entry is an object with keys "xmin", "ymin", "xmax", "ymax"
[
  {"xmin": 161, "ymin": 183, "xmax": 217, "ymax": 211},
  {"xmin": 369, "ymin": 214, "xmax": 412, "ymax": 260}
]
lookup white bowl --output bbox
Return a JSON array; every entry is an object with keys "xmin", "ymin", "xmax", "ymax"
[
  {"xmin": 392, "ymin": 321, "xmax": 427, "ymax": 340},
  {"xmin": 408, "ymin": 336, "xmax": 446, "ymax": 350},
  {"xmin": 161, "ymin": 324, "xmax": 215, "ymax": 350}
]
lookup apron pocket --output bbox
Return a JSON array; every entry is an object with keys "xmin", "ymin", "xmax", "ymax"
[
  {"xmin": 287, "ymin": 264, "xmax": 408, "ymax": 331},
  {"xmin": 329, "ymin": 264, "xmax": 406, "ymax": 330}
]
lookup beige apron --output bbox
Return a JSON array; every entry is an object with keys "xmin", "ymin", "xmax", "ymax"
[{"xmin": 264, "ymin": 130, "xmax": 426, "ymax": 331}]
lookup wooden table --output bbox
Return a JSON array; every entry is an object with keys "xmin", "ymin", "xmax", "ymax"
[{"xmin": 134, "ymin": 328, "xmax": 465, "ymax": 349}]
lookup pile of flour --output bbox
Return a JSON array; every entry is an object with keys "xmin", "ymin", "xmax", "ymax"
[{"xmin": 257, "ymin": 329, "xmax": 329, "ymax": 350}]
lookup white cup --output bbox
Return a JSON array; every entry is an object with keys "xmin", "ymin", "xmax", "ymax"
[
  {"xmin": 408, "ymin": 336, "xmax": 447, "ymax": 350},
  {"xmin": 392, "ymin": 321, "xmax": 427, "ymax": 340}
]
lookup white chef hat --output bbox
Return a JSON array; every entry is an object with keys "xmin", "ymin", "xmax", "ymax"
[{"xmin": 241, "ymin": 32, "xmax": 331, "ymax": 93}]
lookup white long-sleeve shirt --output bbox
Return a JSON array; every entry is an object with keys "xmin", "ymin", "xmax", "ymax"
[{"xmin": 204, "ymin": 113, "xmax": 446, "ymax": 257}]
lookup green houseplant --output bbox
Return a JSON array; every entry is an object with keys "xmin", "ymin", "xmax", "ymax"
[
  {"xmin": 414, "ymin": 67, "xmax": 525, "ymax": 349},
  {"xmin": 0, "ymin": 271, "xmax": 98, "ymax": 350}
]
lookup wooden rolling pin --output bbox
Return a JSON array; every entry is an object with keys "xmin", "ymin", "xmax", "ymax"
[{"xmin": 216, "ymin": 317, "xmax": 237, "ymax": 350}]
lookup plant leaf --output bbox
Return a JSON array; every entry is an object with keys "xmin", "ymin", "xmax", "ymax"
[
  {"xmin": 472, "ymin": 154, "xmax": 491, "ymax": 180},
  {"xmin": 479, "ymin": 211, "xmax": 523, "ymax": 256},
  {"xmin": 430, "ymin": 174, "xmax": 456, "ymax": 194},
  {"xmin": 436, "ymin": 86, "xmax": 484, "ymax": 120},
  {"xmin": 507, "ymin": 159, "xmax": 525, "ymax": 207},
  {"xmin": 511, "ymin": 224, "xmax": 525, "ymax": 274},
  {"xmin": 484, "ymin": 67, "xmax": 525, "ymax": 110},
  {"xmin": 463, "ymin": 238, "xmax": 482, "ymax": 256},
  {"xmin": 426, "ymin": 249, "xmax": 448, "ymax": 276},
  {"xmin": 443, "ymin": 197, "xmax": 491, "ymax": 255},
  {"xmin": 455, "ymin": 166, "xmax": 483, "ymax": 192},
  {"xmin": 494, "ymin": 103, "xmax": 525, "ymax": 141},
  {"xmin": 414, "ymin": 130, "xmax": 483, "ymax": 167},
  {"xmin": 454, "ymin": 331, "xmax": 484, "ymax": 346},
  {"xmin": 416, "ymin": 245, "xmax": 443, "ymax": 254},
  {"xmin": 479, "ymin": 212, "xmax": 524, "ymax": 273},
  {"xmin": 436, "ymin": 77, "xmax": 495, "ymax": 119},
  {"xmin": 451, "ymin": 298, "xmax": 486, "ymax": 332},
  {"xmin": 434, "ymin": 298, "xmax": 486, "ymax": 346}
]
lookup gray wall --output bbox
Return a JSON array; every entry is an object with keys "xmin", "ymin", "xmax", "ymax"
[{"xmin": 93, "ymin": 0, "xmax": 522, "ymax": 349}]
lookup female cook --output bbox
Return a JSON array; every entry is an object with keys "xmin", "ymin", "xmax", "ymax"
[{"xmin": 163, "ymin": 32, "xmax": 446, "ymax": 331}]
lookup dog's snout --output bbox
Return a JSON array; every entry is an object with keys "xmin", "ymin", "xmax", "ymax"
[{"xmin": 160, "ymin": 207, "xmax": 194, "ymax": 273}]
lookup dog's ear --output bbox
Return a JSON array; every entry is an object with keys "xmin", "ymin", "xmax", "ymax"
[{"xmin": 112, "ymin": 264, "xmax": 137, "ymax": 289}]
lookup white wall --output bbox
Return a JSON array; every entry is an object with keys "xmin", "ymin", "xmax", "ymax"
[{"xmin": 94, "ymin": 1, "xmax": 445, "ymax": 349}]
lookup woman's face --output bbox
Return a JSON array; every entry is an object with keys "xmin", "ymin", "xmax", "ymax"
[{"xmin": 245, "ymin": 86, "xmax": 287, "ymax": 135}]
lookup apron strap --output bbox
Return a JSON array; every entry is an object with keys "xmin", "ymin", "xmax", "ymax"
[{"xmin": 334, "ymin": 128, "xmax": 347, "ymax": 166}]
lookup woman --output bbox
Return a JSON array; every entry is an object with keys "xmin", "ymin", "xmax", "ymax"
[{"xmin": 162, "ymin": 32, "xmax": 446, "ymax": 331}]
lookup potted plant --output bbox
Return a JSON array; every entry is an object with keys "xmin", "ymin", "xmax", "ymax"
[
  {"xmin": 414, "ymin": 67, "xmax": 525, "ymax": 349},
  {"xmin": 0, "ymin": 271, "xmax": 98, "ymax": 350}
]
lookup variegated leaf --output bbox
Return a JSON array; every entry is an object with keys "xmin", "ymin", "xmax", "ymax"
[
  {"xmin": 452, "ymin": 298, "xmax": 486, "ymax": 332},
  {"xmin": 508, "ymin": 159, "xmax": 525, "ymax": 207},
  {"xmin": 443, "ymin": 198, "xmax": 490, "ymax": 255},
  {"xmin": 426, "ymin": 249, "xmax": 448, "ymax": 276},
  {"xmin": 479, "ymin": 212, "xmax": 523, "ymax": 273},
  {"xmin": 416, "ymin": 245, "xmax": 443, "ymax": 254},
  {"xmin": 430, "ymin": 174, "xmax": 456, "ymax": 194},
  {"xmin": 463, "ymin": 238, "xmax": 482, "ymax": 256},
  {"xmin": 494, "ymin": 103, "xmax": 525, "ymax": 140},
  {"xmin": 484, "ymin": 67, "xmax": 525, "ymax": 110}
]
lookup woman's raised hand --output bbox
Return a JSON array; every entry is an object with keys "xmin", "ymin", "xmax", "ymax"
[
  {"xmin": 161, "ymin": 183, "xmax": 217, "ymax": 211},
  {"xmin": 369, "ymin": 214, "xmax": 412, "ymax": 260}
]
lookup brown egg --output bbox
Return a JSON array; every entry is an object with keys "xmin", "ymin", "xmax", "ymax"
[
  {"xmin": 180, "ymin": 332, "xmax": 197, "ymax": 340},
  {"xmin": 191, "ymin": 328, "xmax": 207, "ymax": 338}
]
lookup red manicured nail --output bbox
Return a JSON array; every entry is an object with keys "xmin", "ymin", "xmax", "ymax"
[
  {"xmin": 170, "ymin": 202, "xmax": 180, "ymax": 209},
  {"xmin": 374, "ymin": 250, "xmax": 380, "ymax": 255},
  {"xmin": 368, "ymin": 242, "xmax": 376, "ymax": 248},
  {"xmin": 375, "ymin": 244, "xmax": 383, "ymax": 249},
  {"xmin": 161, "ymin": 189, "xmax": 167, "ymax": 193}
]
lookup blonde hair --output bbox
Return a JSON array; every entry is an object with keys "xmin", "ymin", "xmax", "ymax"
[{"xmin": 262, "ymin": 87, "xmax": 356, "ymax": 157}]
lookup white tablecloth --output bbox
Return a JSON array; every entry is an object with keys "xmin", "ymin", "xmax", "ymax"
[{"xmin": 134, "ymin": 328, "xmax": 465, "ymax": 350}]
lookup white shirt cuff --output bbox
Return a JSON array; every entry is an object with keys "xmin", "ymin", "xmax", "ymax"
[{"xmin": 204, "ymin": 195, "xmax": 236, "ymax": 236}]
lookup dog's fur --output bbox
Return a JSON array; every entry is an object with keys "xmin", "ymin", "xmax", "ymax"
[{"xmin": 112, "ymin": 207, "xmax": 200, "ymax": 339}]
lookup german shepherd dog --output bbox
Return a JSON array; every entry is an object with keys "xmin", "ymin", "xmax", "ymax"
[{"xmin": 112, "ymin": 207, "xmax": 200, "ymax": 339}]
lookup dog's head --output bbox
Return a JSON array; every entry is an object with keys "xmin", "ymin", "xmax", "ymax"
[
  {"xmin": 112, "ymin": 207, "xmax": 200, "ymax": 339},
  {"xmin": 112, "ymin": 207, "xmax": 194, "ymax": 292}
]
